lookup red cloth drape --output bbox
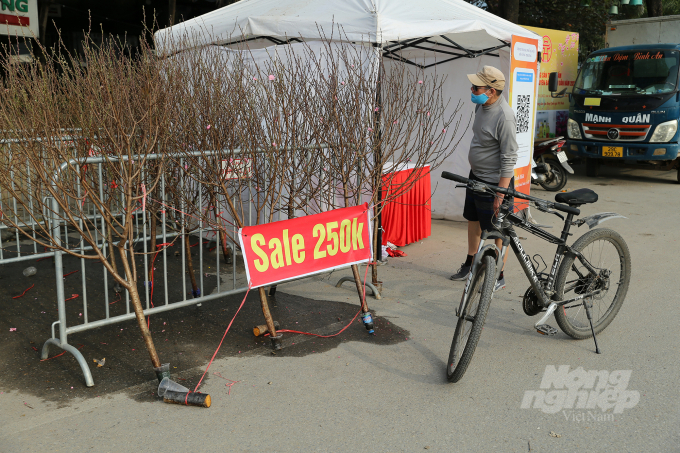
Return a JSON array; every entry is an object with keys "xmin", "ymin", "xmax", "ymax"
[{"xmin": 380, "ymin": 166, "xmax": 431, "ymax": 247}]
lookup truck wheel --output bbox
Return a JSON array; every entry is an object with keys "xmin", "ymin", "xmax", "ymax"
[{"xmin": 586, "ymin": 158, "xmax": 600, "ymax": 177}]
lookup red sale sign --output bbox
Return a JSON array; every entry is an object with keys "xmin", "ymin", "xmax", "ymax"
[{"xmin": 238, "ymin": 204, "xmax": 373, "ymax": 288}]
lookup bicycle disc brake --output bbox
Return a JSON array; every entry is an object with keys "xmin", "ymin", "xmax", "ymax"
[{"xmin": 522, "ymin": 286, "xmax": 543, "ymax": 316}]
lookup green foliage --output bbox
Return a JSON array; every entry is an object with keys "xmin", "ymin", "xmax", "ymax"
[
  {"xmin": 518, "ymin": 0, "xmax": 610, "ymax": 61},
  {"xmin": 662, "ymin": 0, "xmax": 680, "ymax": 14}
]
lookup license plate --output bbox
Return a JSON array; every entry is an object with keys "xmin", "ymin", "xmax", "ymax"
[
  {"xmin": 602, "ymin": 146, "xmax": 623, "ymax": 158},
  {"xmin": 556, "ymin": 151, "xmax": 568, "ymax": 163}
]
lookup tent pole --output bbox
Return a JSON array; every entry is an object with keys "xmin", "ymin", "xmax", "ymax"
[{"xmin": 372, "ymin": 57, "xmax": 383, "ymax": 288}]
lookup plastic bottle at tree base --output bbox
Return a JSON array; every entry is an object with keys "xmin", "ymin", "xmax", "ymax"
[
  {"xmin": 361, "ymin": 312, "xmax": 375, "ymax": 334},
  {"xmin": 23, "ymin": 266, "xmax": 37, "ymax": 277}
]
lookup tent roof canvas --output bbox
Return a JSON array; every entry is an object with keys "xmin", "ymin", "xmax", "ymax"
[{"xmin": 155, "ymin": 0, "xmax": 539, "ymax": 55}]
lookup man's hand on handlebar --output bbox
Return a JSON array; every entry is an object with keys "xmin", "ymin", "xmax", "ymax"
[
  {"xmin": 493, "ymin": 192, "xmax": 504, "ymax": 212},
  {"xmin": 493, "ymin": 176, "xmax": 512, "ymax": 212}
]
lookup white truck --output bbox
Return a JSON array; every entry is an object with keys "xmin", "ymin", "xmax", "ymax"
[{"xmin": 606, "ymin": 15, "xmax": 680, "ymax": 47}]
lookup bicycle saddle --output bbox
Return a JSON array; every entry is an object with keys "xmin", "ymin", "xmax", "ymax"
[{"xmin": 554, "ymin": 188, "xmax": 598, "ymax": 205}]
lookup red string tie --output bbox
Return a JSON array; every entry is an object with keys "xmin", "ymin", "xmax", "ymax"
[{"xmin": 13, "ymin": 284, "xmax": 34, "ymax": 299}]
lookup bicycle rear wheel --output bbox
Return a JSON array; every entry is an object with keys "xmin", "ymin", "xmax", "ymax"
[
  {"xmin": 447, "ymin": 255, "xmax": 496, "ymax": 383},
  {"xmin": 554, "ymin": 228, "xmax": 631, "ymax": 339}
]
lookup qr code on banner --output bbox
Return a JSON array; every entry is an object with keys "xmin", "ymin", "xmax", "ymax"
[{"xmin": 516, "ymin": 94, "xmax": 531, "ymax": 133}]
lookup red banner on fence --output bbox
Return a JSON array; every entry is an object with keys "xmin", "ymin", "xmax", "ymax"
[{"xmin": 238, "ymin": 204, "xmax": 373, "ymax": 288}]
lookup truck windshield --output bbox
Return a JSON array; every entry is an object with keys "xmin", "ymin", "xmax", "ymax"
[{"xmin": 574, "ymin": 50, "xmax": 679, "ymax": 96}]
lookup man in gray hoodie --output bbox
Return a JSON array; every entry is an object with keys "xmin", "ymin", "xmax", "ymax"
[{"xmin": 450, "ymin": 66, "xmax": 518, "ymax": 290}]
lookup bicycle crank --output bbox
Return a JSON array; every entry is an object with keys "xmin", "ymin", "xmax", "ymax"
[{"xmin": 534, "ymin": 302, "xmax": 558, "ymax": 335}]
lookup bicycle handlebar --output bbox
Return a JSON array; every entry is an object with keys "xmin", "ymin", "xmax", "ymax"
[{"xmin": 441, "ymin": 171, "xmax": 581, "ymax": 216}]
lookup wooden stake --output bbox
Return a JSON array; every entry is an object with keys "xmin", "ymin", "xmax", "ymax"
[
  {"xmin": 258, "ymin": 287, "xmax": 278, "ymax": 339},
  {"xmin": 163, "ymin": 390, "xmax": 211, "ymax": 408},
  {"xmin": 351, "ymin": 264, "xmax": 369, "ymax": 313},
  {"xmin": 253, "ymin": 321, "xmax": 280, "ymax": 337}
]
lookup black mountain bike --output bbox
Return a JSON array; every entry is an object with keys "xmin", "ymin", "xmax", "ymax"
[{"xmin": 441, "ymin": 171, "xmax": 631, "ymax": 383}]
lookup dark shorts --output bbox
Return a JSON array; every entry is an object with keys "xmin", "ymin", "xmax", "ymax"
[{"xmin": 463, "ymin": 171, "xmax": 514, "ymax": 231}]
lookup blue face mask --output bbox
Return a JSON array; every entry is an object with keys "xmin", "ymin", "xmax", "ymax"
[{"xmin": 471, "ymin": 90, "xmax": 490, "ymax": 105}]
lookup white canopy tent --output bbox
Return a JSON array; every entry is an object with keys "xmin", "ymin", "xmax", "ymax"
[{"xmin": 155, "ymin": 0, "xmax": 540, "ymax": 221}]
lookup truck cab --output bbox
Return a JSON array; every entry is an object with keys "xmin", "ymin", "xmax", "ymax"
[{"xmin": 565, "ymin": 44, "xmax": 680, "ymax": 181}]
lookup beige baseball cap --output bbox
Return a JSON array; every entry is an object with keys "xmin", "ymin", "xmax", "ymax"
[{"xmin": 467, "ymin": 65, "xmax": 506, "ymax": 90}]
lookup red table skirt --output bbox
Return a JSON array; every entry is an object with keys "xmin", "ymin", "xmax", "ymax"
[{"xmin": 381, "ymin": 166, "xmax": 431, "ymax": 247}]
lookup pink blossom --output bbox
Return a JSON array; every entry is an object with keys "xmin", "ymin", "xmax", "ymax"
[
  {"xmin": 393, "ymin": 120, "xmax": 398, "ymax": 124},
  {"xmin": 206, "ymin": 125, "xmax": 211, "ymax": 130},
  {"xmin": 272, "ymin": 142, "xmax": 277, "ymax": 147},
  {"xmin": 427, "ymin": 111, "xmax": 430, "ymax": 116},
  {"xmin": 9, "ymin": 328, "xmax": 16, "ymax": 332},
  {"xmin": 442, "ymin": 128, "xmax": 446, "ymax": 133},
  {"xmin": 341, "ymin": 81, "xmax": 345, "ymax": 85},
  {"xmin": 367, "ymin": 127, "xmax": 373, "ymax": 132},
  {"xmin": 418, "ymin": 80, "xmax": 423, "ymax": 84},
  {"xmin": 268, "ymin": 75, "xmax": 275, "ymax": 81},
  {"xmin": 253, "ymin": 77, "xmax": 258, "ymax": 81},
  {"xmin": 374, "ymin": 107, "xmax": 380, "ymax": 112}
]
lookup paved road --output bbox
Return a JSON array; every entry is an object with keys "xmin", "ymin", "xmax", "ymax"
[{"xmin": 1, "ymin": 165, "xmax": 678, "ymax": 452}]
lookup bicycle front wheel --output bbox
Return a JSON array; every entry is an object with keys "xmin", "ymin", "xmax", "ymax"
[
  {"xmin": 447, "ymin": 255, "xmax": 496, "ymax": 383},
  {"xmin": 554, "ymin": 228, "xmax": 631, "ymax": 339}
]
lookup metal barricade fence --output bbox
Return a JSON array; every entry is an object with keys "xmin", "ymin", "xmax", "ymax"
[{"xmin": 1, "ymin": 142, "xmax": 374, "ymax": 387}]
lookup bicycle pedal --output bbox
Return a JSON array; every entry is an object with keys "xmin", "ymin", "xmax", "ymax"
[{"xmin": 536, "ymin": 324, "xmax": 558, "ymax": 336}]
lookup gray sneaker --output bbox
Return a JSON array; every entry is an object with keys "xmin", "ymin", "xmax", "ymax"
[
  {"xmin": 449, "ymin": 263, "xmax": 471, "ymax": 281},
  {"xmin": 494, "ymin": 276, "xmax": 506, "ymax": 292}
]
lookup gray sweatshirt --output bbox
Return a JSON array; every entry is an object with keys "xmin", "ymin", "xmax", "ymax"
[{"xmin": 468, "ymin": 96, "xmax": 519, "ymax": 182}]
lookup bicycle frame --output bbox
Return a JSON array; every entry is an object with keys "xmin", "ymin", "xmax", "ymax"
[{"xmin": 456, "ymin": 206, "xmax": 605, "ymax": 327}]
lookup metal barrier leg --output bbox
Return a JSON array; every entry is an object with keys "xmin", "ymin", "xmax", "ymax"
[
  {"xmin": 335, "ymin": 276, "xmax": 382, "ymax": 300},
  {"xmin": 46, "ymin": 195, "xmax": 94, "ymax": 387},
  {"xmin": 41, "ymin": 338, "xmax": 95, "ymax": 387}
]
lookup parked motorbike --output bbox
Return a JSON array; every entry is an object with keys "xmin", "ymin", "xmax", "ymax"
[{"xmin": 531, "ymin": 136, "xmax": 573, "ymax": 192}]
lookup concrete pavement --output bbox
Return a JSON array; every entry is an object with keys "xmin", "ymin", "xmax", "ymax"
[{"xmin": 0, "ymin": 164, "xmax": 678, "ymax": 452}]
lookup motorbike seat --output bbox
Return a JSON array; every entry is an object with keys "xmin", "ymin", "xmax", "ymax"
[{"xmin": 555, "ymin": 188, "xmax": 598, "ymax": 206}]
